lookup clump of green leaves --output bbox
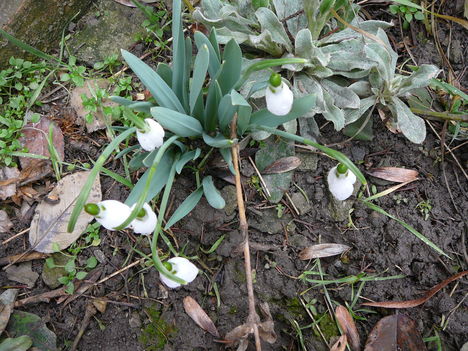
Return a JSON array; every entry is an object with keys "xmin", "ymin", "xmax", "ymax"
[
  {"xmin": 194, "ymin": 0, "xmax": 439, "ymax": 143},
  {"xmin": 389, "ymin": 4, "xmax": 425, "ymax": 30},
  {"xmin": 0, "ymin": 57, "xmax": 47, "ymax": 166}
]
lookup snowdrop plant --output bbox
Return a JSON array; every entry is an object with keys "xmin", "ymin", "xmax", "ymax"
[
  {"xmin": 265, "ymin": 73, "xmax": 294, "ymax": 116},
  {"xmin": 136, "ymin": 118, "xmax": 165, "ymax": 151},
  {"xmin": 327, "ymin": 163, "xmax": 356, "ymax": 201},
  {"xmin": 130, "ymin": 202, "xmax": 157, "ymax": 235},
  {"xmin": 160, "ymin": 257, "xmax": 199, "ymax": 289},
  {"xmin": 68, "ymin": 0, "xmax": 366, "ymax": 286}
]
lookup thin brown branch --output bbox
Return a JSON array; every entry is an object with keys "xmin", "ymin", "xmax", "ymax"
[{"xmin": 230, "ymin": 114, "xmax": 262, "ymax": 351}]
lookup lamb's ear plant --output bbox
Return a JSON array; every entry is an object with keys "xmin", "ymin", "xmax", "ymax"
[{"xmin": 193, "ymin": 0, "xmax": 440, "ymax": 143}]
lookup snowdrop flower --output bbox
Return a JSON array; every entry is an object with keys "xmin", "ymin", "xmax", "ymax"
[
  {"xmin": 130, "ymin": 202, "xmax": 157, "ymax": 235},
  {"xmin": 159, "ymin": 257, "xmax": 199, "ymax": 289},
  {"xmin": 84, "ymin": 200, "xmax": 131, "ymax": 230},
  {"xmin": 327, "ymin": 163, "xmax": 357, "ymax": 201},
  {"xmin": 136, "ymin": 118, "xmax": 165, "ymax": 151},
  {"xmin": 265, "ymin": 73, "xmax": 294, "ymax": 116}
]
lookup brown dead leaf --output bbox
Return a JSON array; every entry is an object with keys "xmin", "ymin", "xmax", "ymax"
[
  {"xmin": 262, "ymin": 156, "xmax": 302, "ymax": 174},
  {"xmin": 0, "ymin": 167, "xmax": 20, "ymax": 200},
  {"xmin": 17, "ymin": 159, "xmax": 51, "ymax": 186},
  {"xmin": 330, "ymin": 335, "xmax": 347, "ymax": 351},
  {"xmin": 367, "ymin": 167, "xmax": 419, "ymax": 183},
  {"xmin": 69, "ymin": 79, "xmax": 117, "ymax": 133},
  {"xmin": 0, "ymin": 252, "xmax": 48, "ymax": 267},
  {"xmin": 92, "ymin": 298, "xmax": 107, "ymax": 313},
  {"xmin": 364, "ymin": 314, "xmax": 426, "ymax": 351},
  {"xmin": 299, "ymin": 244, "xmax": 350, "ymax": 260},
  {"xmin": 225, "ymin": 323, "xmax": 253, "ymax": 344},
  {"xmin": 257, "ymin": 302, "xmax": 277, "ymax": 344},
  {"xmin": 29, "ymin": 171, "xmax": 102, "ymax": 253},
  {"xmin": 0, "ymin": 210, "xmax": 13, "ymax": 233},
  {"xmin": 363, "ymin": 270, "xmax": 468, "ymax": 308},
  {"xmin": 335, "ymin": 305, "xmax": 360, "ymax": 351},
  {"xmin": 0, "ymin": 289, "xmax": 18, "ymax": 334},
  {"xmin": 19, "ymin": 117, "xmax": 64, "ymax": 170},
  {"xmin": 113, "ymin": 0, "xmax": 158, "ymax": 6},
  {"xmin": 5, "ymin": 262, "xmax": 39, "ymax": 288},
  {"xmin": 183, "ymin": 296, "xmax": 220, "ymax": 337},
  {"xmin": 378, "ymin": 108, "xmax": 398, "ymax": 134}
]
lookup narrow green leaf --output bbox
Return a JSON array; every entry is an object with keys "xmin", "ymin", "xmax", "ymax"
[
  {"xmin": 363, "ymin": 201, "xmax": 450, "ymax": 258},
  {"xmin": 200, "ymin": 234, "xmax": 225, "ymax": 254},
  {"xmin": 231, "ymin": 90, "xmax": 252, "ymax": 135},
  {"xmin": 121, "ymin": 50, "xmax": 185, "ymax": 113},
  {"xmin": 175, "ymin": 149, "xmax": 201, "ymax": 174},
  {"xmin": 190, "ymin": 44, "xmax": 210, "ymax": 113},
  {"xmin": 218, "ymin": 94, "xmax": 236, "ymax": 132},
  {"xmin": 0, "ymin": 28, "xmax": 62, "ymax": 64},
  {"xmin": 172, "ymin": 0, "xmax": 186, "ymax": 106},
  {"xmin": 204, "ymin": 80, "xmax": 222, "ymax": 132},
  {"xmin": 250, "ymin": 125, "xmax": 367, "ymax": 185},
  {"xmin": 249, "ymin": 95, "xmax": 315, "ymax": 128},
  {"xmin": 151, "ymin": 107, "xmax": 203, "ymax": 137},
  {"xmin": 220, "ymin": 147, "xmax": 236, "ymax": 174},
  {"xmin": 125, "ymin": 151, "xmax": 174, "ymax": 205},
  {"xmin": 208, "ymin": 27, "xmax": 221, "ymax": 61},
  {"xmin": 127, "ymin": 101, "xmax": 154, "ymax": 114},
  {"xmin": 202, "ymin": 133, "xmax": 236, "ymax": 148},
  {"xmin": 156, "ymin": 62, "xmax": 173, "ymax": 87},
  {"xmin": 67, "ymin": 127, "xmax": 136, "ymax": 232},
  {"xmin": 194, "ymin": 32, "xmax": 221, "ymax": 78},
  {"xmin": 165, "ymin": 187, "xmax": 204, "ymax": 229},
  {"xmin": 218, "ymin": 39, "xmax": 242, "ymax": 94},
  {"xmin": 202, "ymin": 176, "xmax": 225, "ymax": 209}
]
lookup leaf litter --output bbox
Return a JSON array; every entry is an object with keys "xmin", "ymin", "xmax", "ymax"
[
  {"xmin": 183, "ymin": 296, "xmax": 219, "ymax": 337},
  {"xmin": 29, "ymin": 171, "xmax": 102, "ymax": 253}
]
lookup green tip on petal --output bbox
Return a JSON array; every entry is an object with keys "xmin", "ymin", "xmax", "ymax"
[
  {"xmin": 336, "ymin": 163, "xmax": 348, "ymax": 174},
  {"xmin": 136, "ymin": 208, "xmax": 147, "ymax": 219},
  {"xmin": 269, "ymin": 73, "xmax": 282, "ymax": 88},
  {"xmin": 163, "ymin": 261, "xmax": 173, "ymax": 272},
  {"xmin": 84, "ymin": 203, "xmax": 100, "ymax": 216}
]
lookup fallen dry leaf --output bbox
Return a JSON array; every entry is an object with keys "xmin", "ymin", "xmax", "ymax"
[
  {"xmin": 0, "ymin": 167, "xmax": 20, "ymax": 200},
  {"xmin": 69, "ymin": 79, "xmax": 117, "ymax": 133},
  {"xmin": 364, "ymin": 314, "xmax": 426, "ymax": 351},
  {"xmin": 19, "ymin": 117, "xmax": 64, "ymax": 170},
  {"xmin": 224, "ymin": 323, "xmax": 252, "ymax": 345},
  {"xmin": 92, "ymin": 298, "xmax": 108, "ymax": 313},
  {"xmin": 183, "ymin": 296, "xmax": 220, "ymax": 337},
  {"xmin": 330, "ymin": 335, "xmax": 347, "ymax": 351},
  {"xmin": 262, "ymin": 156, "xmax": 302, "ymax": 174},
  {"xmin": 335, "ymin": 305, "xmax": 360, "ymax": 351},
  {"xmin": 0, "ymin": 210, "xmax": 13, "ymax": 233},
  {"xmin": 367, "ymin": 167, "xmax": 419, "ymax": 183},
  {"xmin": 0, "ymin": 252, "xmax": 48, "ymax": 267},
  {"xmin": 0, "ymin": 289, "xmax": 18, "ymax": 334},
  {"xmin": 299, "ymin": 244, "xmax": 350, "ymax": 260},
  {"xmin": 113, "ymin": 0, "xmax": 158, "ymax": 6},
  {"xmin": 5, "ymin": 262, "xmax": 39, "ymax": 288},
  {"xmin": 363, "ymin": 270, "xmax": 468, "ymax": 308},
  {"xmin": 257, "ymin": 302, "xmax": 277, "ymax": 344},
  {"xmin": 29, "ymin": 171, "xmax": 102, "ymax": 253}
]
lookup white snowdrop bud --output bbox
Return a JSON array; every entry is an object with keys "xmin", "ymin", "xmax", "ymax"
[
  {"xmin": 327, "ymin": 164, "xmax": 357, "ymax": 201},
  {"xmin": 159, "ymin": 257, "xmax": 199, "ymax": 289},
  {"xmin": 130, "ymin": 202, "xmax": 157, "ymax": 235},
  {"xmin": 265, "ymin": 73, "xmax": 294, "ymax": 116},
  {"xmin": 136, "ymin": 118, "xmax": 165, "ymax": 151},
  {"xmin": 85, "ymin": 200, "xmax": 131, "ymax": 230}
]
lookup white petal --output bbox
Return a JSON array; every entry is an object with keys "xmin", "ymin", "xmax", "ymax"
[
  {"xmin": 327, "ymin": 166, "xmax": 357, "ymax": 201},
  {"xmin": 136, "ymin": 119, "xmax": 165, "ymax": 151},
  {"xmin": 130, "ymin": 203, "xmax": 157, "ymax": 235},
  {"xmin": 159, "ymin": 257, "xmax": 199, "ymax": 289},
  {"xmin": 265, "ymin": 82, "xmax": 294, "ymax": 116},
  {"xmin": 96, "ymin": 200, "xmax": 131, "ymax": 230}
]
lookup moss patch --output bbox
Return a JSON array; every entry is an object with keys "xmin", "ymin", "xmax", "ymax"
[{"xmin": 139, "ymin": 306, "xmax": 176, "ymax": 351}]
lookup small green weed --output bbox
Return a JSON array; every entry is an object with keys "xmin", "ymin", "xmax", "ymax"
[
  {"xmin": 416, "ymin": 200, "xmax": 432, "ymax": 220},
  {"xmin": 389, "ymin": 4, "xmax": 425, "ymax": 29}
]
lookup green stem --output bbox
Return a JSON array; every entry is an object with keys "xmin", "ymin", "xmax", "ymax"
[
  {"xmin": 235, "ymin": 58, "xmax": 308, "ymax": 90},
  {"xmin": 151, "ymin": 158, "xmax": 186, "ymax": 285},
  {"xmin": 410, "ymin": 108, "xmax": 468, "ymax": 122},
  {"xmin": 250, "ymin": 125, "xmax": 367, "ymax": 185},
  {"xmin": 114, "ymin": 135, "xmax": 179, "ymax": 230}
]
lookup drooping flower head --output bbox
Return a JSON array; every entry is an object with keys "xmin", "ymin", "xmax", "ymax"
[
  {"xmin": 136, "ymin": 118, "xmax": 165, "ymax": 151},
  {"xmin": 130, "ymin": 202, "xmax": 157, "ymax": 235},
  {"xmin": 84, "ymin": 200, "xmax": 131, "ymax": 230},
  {"xmin": 159, "ymin": 257, "xmax": 199, "ymax": 289},
  {"xmin": 327, "ymin": 163, "xmax": 357, "ymax": 201},
  {"xmin": 265, "ymin": 73, "xmax": 294, "ymax": 116}
]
